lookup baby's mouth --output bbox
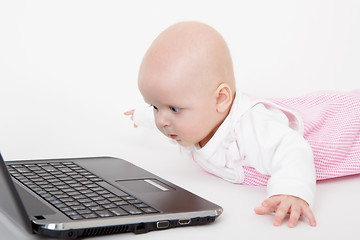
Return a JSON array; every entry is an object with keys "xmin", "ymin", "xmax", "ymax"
[
  {"xmin": 164, "ymin": 130, "xmax": 179, "ymax": 141},
  {"xmin": 169, "ymin": 134, "xmax": 178, "ymax": 140}
]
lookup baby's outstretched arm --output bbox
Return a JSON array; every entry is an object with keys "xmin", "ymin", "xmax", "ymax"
[{"xmin": 254, "ymin": 195, "xmax": 316, "ymax": 228}]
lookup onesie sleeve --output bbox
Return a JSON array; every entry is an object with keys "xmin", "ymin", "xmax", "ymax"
[
  {"xmin": 249, "ymin": 104, "xmax": 316, "ymax": 207},
  {"xmin": 132, "ymin": 105, "xmax": 157, "ymax": 129}
]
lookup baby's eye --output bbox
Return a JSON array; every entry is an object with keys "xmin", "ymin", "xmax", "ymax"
[
  {"xmin": 170, "ymin": 107, "xmax": 180, "ymax": 113},
  {"xmin": 152, "ymin": 105, "xmax": 158, "ymax": 111}
]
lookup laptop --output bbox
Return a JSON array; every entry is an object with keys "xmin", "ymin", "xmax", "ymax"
[{"xmin": 0, "ymin": 153, "xmax": 222, "ymax": 239}]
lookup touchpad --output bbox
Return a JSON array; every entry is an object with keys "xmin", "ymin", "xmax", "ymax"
[{"xmin": 115, "ymin": 179, "xmax": 174, "ymax": 193}]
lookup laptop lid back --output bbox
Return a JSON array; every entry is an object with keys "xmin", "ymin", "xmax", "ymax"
[{"xmin": 0, "ymin": 153, "xmax": 33, "ymax": 233}]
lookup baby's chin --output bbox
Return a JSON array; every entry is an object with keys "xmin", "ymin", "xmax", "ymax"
[{"xmin": 173, "ymin": 139, "xmax": 194, "ymax": 147}]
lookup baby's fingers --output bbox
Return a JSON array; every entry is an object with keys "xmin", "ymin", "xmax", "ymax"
[
  {"xmin": 124, "ymin": 110, "xmax": 135, "ymax": 117},
  {"xmin": 302, "ymin": 205, "xmax": 317, "ymax": 227},
  {"xmin": 254, "ymin": 198, "xmax": 280, "ymax": 215},
  {"xmin": 255, "ymin": 195, "xmax": 317, "ymax": 228},
  {"xmin": 124, "ymin": 109, "xmax": 138, "ymax": 128},
  {"xmin": 273, "ymin": 202, "xmax": 291, "ymax": 226},
  {"xmin": 288, "ymin": 205, "xmax": 301, "ymax": 228}
]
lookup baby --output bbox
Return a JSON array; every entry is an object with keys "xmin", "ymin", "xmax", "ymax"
[{"xmin": 125, "ymin": 21, "xmax": 360, "ymax": 228}]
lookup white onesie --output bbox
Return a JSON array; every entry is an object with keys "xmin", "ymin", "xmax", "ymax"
[{"xmin": 133, "ymin": 91, "xmax": 316, "ymax": 207}]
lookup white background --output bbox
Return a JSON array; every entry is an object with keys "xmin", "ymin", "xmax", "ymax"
[{"xmin": 0, "ymin": 1, "xmax": 359, "ymax": 240}]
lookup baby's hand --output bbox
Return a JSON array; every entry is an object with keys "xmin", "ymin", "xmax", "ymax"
[
  {"xmin": 254, "ymin": 195, "xmax": 316, "ymax": 228},
  {"xmin": 124, "ymin": 110, "xmax": 138, "ymax": 128}
]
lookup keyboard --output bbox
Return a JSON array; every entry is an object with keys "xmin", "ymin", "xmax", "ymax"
[{"xmin": 7, "ymin": 161, "xmax": 158, "ymax": 220}]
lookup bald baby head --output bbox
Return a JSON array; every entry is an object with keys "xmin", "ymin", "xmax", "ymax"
[
  {"xmin": 138, "ymin": 22, "xmax": 236, "ymax": 147},
  {"xmin": 138, "ymin": 21, "xmax": 235, "ymax": 97}
]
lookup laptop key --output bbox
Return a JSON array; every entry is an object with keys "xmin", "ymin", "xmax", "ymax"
[
  {"xmin": 89, "ymin": 205, "xmax": 104, "ymax": 211},
  {"xmin": 127, "ymin": 199, "xmax": 142, "ymax": 204},
  {"xmin": 60, "ymin": 207, "xmax": 72, "ymax": 212},
  {"xmin": 65, "ymin": 211, "xmax": 78, "ymax": 216},
  {"xmin": 109, "ymin": 208, "xmax": 129, "ymax": 216},
  {"xmin": 122, "ymin": 196, "xmax": 135, "ymax": 201},
  {"xmin": 54, "ymin": 203, "xmax": 66, "ymax": 208},
  {"xmin": 77, "ymin": 209, "xmax": 92, "ymax": 215},
  {"xmin": 83, "ymin": 201, "xmax": 97, "ymax": 207},
  {"xmin": 50, "ymin": 200, "xmax": 62, "ymax": 205},
  {"xmin": 107, "ymin": 196, "xmax": 122, "ymax": 202},
  {"xmin": 83, "ymin": 213, "xmax": 98, "ymax": 219},
  {"xmin": 121, "ymin": 205, "xmax": 143, "ymax": 215},
  {"xmin": 71, "ymin": 205, "xmax": 86, "ymax": 211},
  {"xmin": 97, "ymin": 199, "xmax": 110, "ymax": 205},
  {"xmin": 95, "ymin": 210, "xmax": 114, "ymax": 218},
  {"xmin": 135, "ymin": 203, "xmax": 148, "ymax": 208},
  {"xmin": 69, "ymin": 215, "xmax": 83, "ymax": 220},
  {"xmin": 141, "ymin": 207, "xmax": 158, "ymax": 213},
  {"xmin": 42, "ymin": 166, "xmax": 57, "ymax": 172},
  {"xmin": 103, "ymin": 203, "xmax": 116, "ymax": 209},
  {"xmin": 14, "ymin": 167, "xmax": 31, "ymax": 173},
  {"xmin": 90, "ymin": 196, "xmax": 104, "ymax": 201},
  {"xmin": 65, "ymin": 201, "xmax": 81, "ymax": 207},
  {"xmin": 113, "ymin": 200, "xmax": 127, "ymax": 206}
]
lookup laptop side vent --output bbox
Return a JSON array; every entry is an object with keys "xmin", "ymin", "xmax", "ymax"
[{"xmin": 81, "ymin": 225, "xmax": 129, "ymax": 237}]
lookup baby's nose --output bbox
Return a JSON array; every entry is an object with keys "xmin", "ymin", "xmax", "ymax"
[{"xmin": 156, "ymin": 112, "xmax": 170, "ymax": 127}]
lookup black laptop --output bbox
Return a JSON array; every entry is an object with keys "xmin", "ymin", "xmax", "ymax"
[{"xmin": 0, "ymin": 153, "xmax": 222, "ymax": 239}]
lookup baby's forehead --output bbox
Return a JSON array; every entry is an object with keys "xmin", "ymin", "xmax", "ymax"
[{"xmin": 141, "ymin": 58, "xmax": 204, "ymax": 88}]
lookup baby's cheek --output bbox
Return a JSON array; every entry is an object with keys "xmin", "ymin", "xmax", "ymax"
[
  {"xmin": 155, "ymin": 125, "xmax": 165, "ymax": 135},
  {"xmin": 184, "ymin": 132, "xmax": 202, "ymax": 145}
]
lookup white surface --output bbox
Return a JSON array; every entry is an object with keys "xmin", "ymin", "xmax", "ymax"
[{"xmin": 0, "ymin": 1, "xmax": 359, "ymax": 239}]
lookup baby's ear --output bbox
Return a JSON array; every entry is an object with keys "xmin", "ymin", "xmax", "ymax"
[{"xmin": 215, "ymin": 83, "xmax": 233, "ymax": 113}]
